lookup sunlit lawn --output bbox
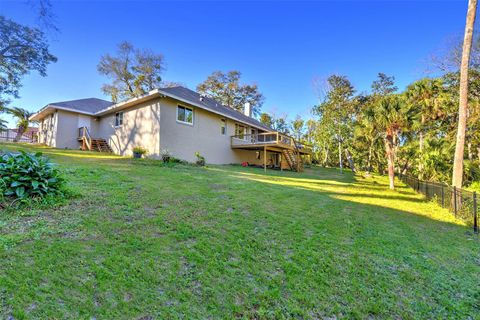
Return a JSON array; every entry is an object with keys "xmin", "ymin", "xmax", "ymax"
[{"xmin": 1, "ymin": 143, "xmax": 479, "ymax": 319}]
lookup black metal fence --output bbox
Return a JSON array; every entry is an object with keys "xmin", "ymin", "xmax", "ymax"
[
  {"xmin": 0, "ymin": 129, "xmax": 38, "ymax": 143},
  {"xmin": 398, "ymin": 174, "xmax": 478, "ymax": 233}
]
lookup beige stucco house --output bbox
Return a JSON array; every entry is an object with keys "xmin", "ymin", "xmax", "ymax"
[{"xmin": 31, "ymin": 86, "xmax": 310, "ymax": 170}]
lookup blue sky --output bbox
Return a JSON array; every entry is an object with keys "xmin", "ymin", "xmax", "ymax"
[{"xmin": 1, "ymin": 0, "xmax": 469, "ymax": 127}]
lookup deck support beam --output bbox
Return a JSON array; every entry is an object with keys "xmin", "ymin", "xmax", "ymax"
[{"xmin": 264, "ymin": 145, "xmax": 267, "ymax": 173}]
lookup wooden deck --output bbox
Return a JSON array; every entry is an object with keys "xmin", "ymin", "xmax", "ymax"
[
  {"xmin": 230, "ymin": 132, "xmax": 312, "ymax": 155},
  {"xmin": 231, "ymin": 132, "xmax": 312, "ymax": 172}
]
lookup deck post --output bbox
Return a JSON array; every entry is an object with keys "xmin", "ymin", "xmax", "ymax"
[{"xmin": 264, "ymin": 145, "xmax": 267, "ymax": 173}]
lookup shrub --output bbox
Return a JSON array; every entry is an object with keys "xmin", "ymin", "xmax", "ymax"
[
  {"xmin": 464, "ymin": 160, "xmax": 480, "ymax": 186},
  {"xmin": 195, "ymin": 152, "xmax": 206, "ymax": 166},
  {"xmin": 160, "ymin": 149, "xmax": 171, "ymax": 163},
  {"xmin": 133, "ymin": 146, "xmax": 148, "ymax": 155},
  {"xmin": 0, "ymin": 151, "xmax": 64, "ymax": 200},
  {"xmin": 469, "ymin": 181, "xmax": 480, "ymax": 193}
]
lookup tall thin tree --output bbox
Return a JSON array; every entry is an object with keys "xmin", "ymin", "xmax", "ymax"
[{"xmin": 452, "ymin": 0, "xmax": 478, "ymax": 188}]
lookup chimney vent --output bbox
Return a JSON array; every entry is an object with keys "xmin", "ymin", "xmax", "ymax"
[{"xmin": 244, "ymin": 102, "xmax": 251, "ymax": 117}]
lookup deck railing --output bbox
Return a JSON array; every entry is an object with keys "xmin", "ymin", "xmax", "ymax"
[
  {"xmin": 231, "ymin": 131, "xmax": 312, "ymax": 154},
  {"xmin": 78, "ymin": 126, "xmax": 92, "ymax": 151}
]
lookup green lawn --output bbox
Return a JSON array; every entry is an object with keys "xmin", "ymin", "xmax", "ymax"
[{"xmin": 1, "ymin": 143, "xmax": 479, "ymax": 319}]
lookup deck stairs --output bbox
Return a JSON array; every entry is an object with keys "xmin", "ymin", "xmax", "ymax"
[
  {"xmin": 90, "ymin": 139, "xmax": 113, "ymax": 153},
  {"xmin": 282, "ymin": 144, "xmax": 304, "ymax": 172},
  {"xmin": 78, "ymin": 127, "xmax": 113, "ymax": 153}
]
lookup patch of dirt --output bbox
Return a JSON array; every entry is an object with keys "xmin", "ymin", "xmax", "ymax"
[{"xmin": 123, "ymin": 292, "xmax": 133, "ymax": 302}]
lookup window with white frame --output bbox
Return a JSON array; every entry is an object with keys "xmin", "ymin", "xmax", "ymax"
[
  {"xmin": 177, "ymin": 105, "xmax": 193, "ymax": 124},
  {"xmin": 115, "ymin": 112, "xmax": 124, "ymax": 127},
  {"xmin": 221, "ymin": 119, "xmax": 226, "ymax": 135}
]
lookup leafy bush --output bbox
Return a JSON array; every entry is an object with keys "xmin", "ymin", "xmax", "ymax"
[
  {"xmin": 468, "ymin": 181, "xmax": 480, "ymax": 193},
  {"xmin": 464, "ymin": 160, "xmax": 480, "ymax": 186},
  {"xmin": 167, "ymin": 156, "xmax": 187, "ymax": 164},
  {"xmin": 0, "ymin": 151, "xmax": 64, "ymax": 200},
  {"xmin": 132, "ymin": 146, "xmax": 148, "ymax": 155},
  {"xmin": 195, "ymin": 152, "xmax": 206, "ymax": 166},
  {"xmin": 160, "ymin": 148, "xmax": 171, "ymax": 163}
]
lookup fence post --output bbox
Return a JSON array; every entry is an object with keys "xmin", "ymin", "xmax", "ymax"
[
  {"xmin": 453, "ymin": 186, "xmax": 457, "ymax": 218},
  {"xmin": 474, "ymin": 191, "xmax": 478, "ymax": 234},
  {"xmin": 441, "ymin": 185, "xmax": 445, "ymax": 208}
]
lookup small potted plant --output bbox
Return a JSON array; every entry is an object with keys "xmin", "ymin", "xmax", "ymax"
[
  {"xmin": 132, "ymin": 146, "xmax": 147, "ymax": 159},
  {"xmin": 195, "ymin": 151, "xmax": 206, "ymax": 166},
  {"xmin": 160, "ymin": 149, "xmax": 171, "ymax": 163}
]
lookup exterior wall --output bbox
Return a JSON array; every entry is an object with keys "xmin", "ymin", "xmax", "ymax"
[
  {"xmin": 35, "ymin": 97, "xmax": 277, "ymax": 166},
  {"xmin": 97, "ymin": 99, "xmax": 161, "ymax": 157},
  {"xmin": 159, "ymin": 97, "xmax": 265, "ymax": 165},
  {"xmin": 56, "ymin": 110, "xmax": 90, "ymax": 149},
  {"xmin": 38, "ymin": 110, "xmax": 98, "ymax": 149},
  {"xmin": 38, "ymin": 112, "xmax": 58, "ymax": 147}
]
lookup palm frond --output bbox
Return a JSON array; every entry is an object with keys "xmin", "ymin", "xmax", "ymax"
[{"xmin": 0, "ymin": 119, "xmax": 8, "ymax": 131}]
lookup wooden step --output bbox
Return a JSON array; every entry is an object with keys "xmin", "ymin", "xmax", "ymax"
[
  {"xmin": 90, "ymin": 138, "xmax": 113, "ymax": 153},
  {"xmin": 282, "ymin": 149, "xmax": 304, "ymax": 172}
]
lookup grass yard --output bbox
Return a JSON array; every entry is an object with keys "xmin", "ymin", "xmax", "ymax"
[{"xmin": 1, "ymin": 143, "xmax": 479, "ymax": 319}]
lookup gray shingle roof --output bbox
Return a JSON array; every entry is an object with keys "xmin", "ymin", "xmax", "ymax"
[
  {"xmin": 159, "ymin": 86, "xmax": 272, "ymax": 131},
  {"xmin": 50, "ymin": 98, "xmax": 113, "ymax": 114},
  {"xmin": 39, "ymin": 87, "xmax": 272, "ymax": 131}
]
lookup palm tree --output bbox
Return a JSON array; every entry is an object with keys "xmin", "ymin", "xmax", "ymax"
[
  {"xmin": 406, "ymin": 79, "xmax": 445, "ymax": 149},
  {"xmin": 405, "ymin": 78, "xmax": 447, "ymax": 179},
  {"xmin": 355, "ymin": 103, "xmax": 382, "ymax": 173},
  {"xmin": 0, "ymin": 119, "xmax": 7, "ymax": 131},
  {"xmin": 374, "ymin": 95, "xmax": 411, "ymax": 190},
  {"xmin": 452, "ymin": 0, "xmax": 478, "ymax": 188},
  {"xmin": 7, "ymin": 107, "xmax": 34, "ymax": 142}
]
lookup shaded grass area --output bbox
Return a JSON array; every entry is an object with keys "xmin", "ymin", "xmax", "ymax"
[{"xmin": 1, "ymin": 143, "xmax": 479, "ymax": 319}]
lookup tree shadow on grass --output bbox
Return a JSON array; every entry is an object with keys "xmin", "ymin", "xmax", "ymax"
[
  {"xmin": 1, "ymin": 160, "xmax": 479, "ymax": 319},
  {"xmin": 209, "ymin": 166, "xmax": 468, "ymax": 229},
  {"xmin": 202, "ymin": 165, "xmax": 479, "ymax": 317}
]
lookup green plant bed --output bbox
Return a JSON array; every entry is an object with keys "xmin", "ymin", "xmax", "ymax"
[{"xmin": 0, "ymin": 150, "xmax": 66, "ymax": 207}]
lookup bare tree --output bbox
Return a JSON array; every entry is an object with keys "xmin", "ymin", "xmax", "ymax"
[
  {"xmin": 98, "ymin": 42, "xmax": 165, "ymax": 102},
  {"xmin": 429, "ymin": 34, "xmax": 480, "ymax": 73},
  {"xmin": 197, "ymin": 71, "xmax": 264, "ymax": 117}
]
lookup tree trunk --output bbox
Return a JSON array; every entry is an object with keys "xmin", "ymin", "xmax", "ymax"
[
  {"xmin": 323, "ymin": 144, "xmax": 329, "ymax": 167},
  {"xmin": 477, "ymin": 147, "xmax": 480, "ymax": 162},
  {"xmin": 418, "ymin": 115, "xmax": 425, "ymax": 179},
  {"xmin": 385, "ymin": 133, "xmax": 395, "ymax": 190},
  {"xmin": 419, "ymin": 114, "xmax": 425, "ymax": 152},
  {"xmin": 345, "ymin": 148, "xmax": 356, "ymax": 173},
  {"xmin": 13, "ymin": 125, "xmax": 26, "ymax": 142},
  {"xmin": 401, "ymin": 158, "xmax": 410, "ymax": 175},
  {"xmin": 452, "ymin": 0, "xmax": 478, "ymax": 188},
  {"xmin": 367, "ymin": 140, "xmax": 374, "ymax": 173},
  {"xmin": 468, "ymin": 142, "xmax": 473, "ymax": 160},
  {"xmin": 338, "ymin": 140, "xmax": 343, "ymax": 174}
]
